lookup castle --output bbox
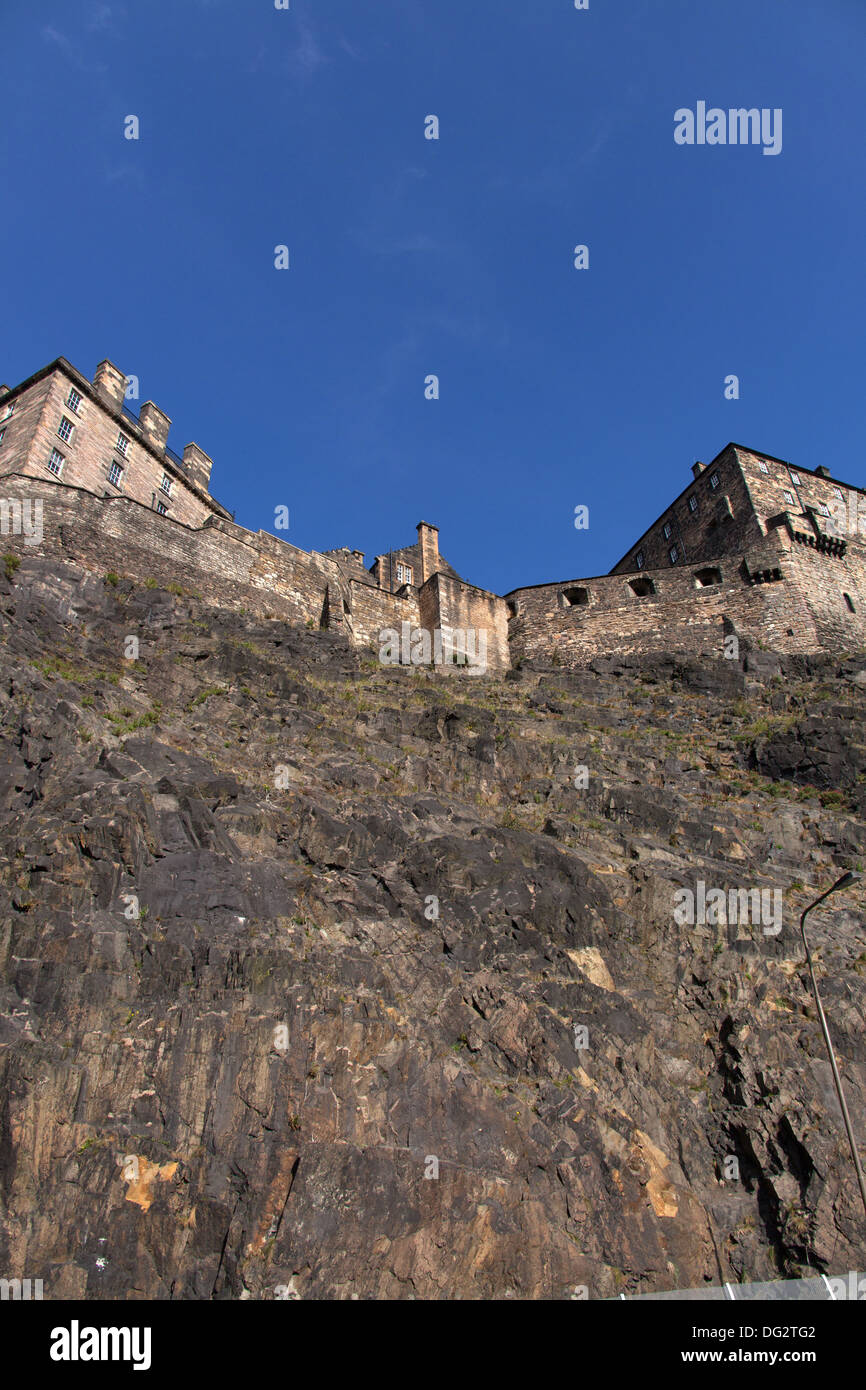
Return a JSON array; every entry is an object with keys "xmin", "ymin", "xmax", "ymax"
[{"xmin": 1, "ymin": 354, "xmax": 864, "ymax": 670}]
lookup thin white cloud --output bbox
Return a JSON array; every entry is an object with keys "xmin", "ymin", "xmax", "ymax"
[
  {"xmin": 285, "ymin": 19, "xmax": 328, "ymax": 79},
  {"xmin": 41, "ymin": 25, "xmax": 107, "ymax": 72},
  {"xmin": 87, "ymin": 4, "xmax": 115, "ymax": 31}
]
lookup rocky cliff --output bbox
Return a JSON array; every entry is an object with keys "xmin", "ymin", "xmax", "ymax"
[{"xmin": 1, "ymin": 554, "xmax": 864, "ymax": 1299}]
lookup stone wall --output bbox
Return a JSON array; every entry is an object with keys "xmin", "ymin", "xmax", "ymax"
[
  {"xmin": 505, "ymin": 528, "xmax": 866, "ymax": 666},
  {"xmin": 348, "ymin": 579, "xmax": 420, "ymax": 652},
  {"xmin": 737, "ymin": 447, "xmax": 866, "ymax": 541},
  {"xmin": 0, "ymin": 459, "xmax": 863, "ymax": 677},
  {"xmin": 0, "ymin": 473, "xmax": 343, "ymax": 629},
  {"xmin": 0, "ymin": 374, "xmax": 54, "ymax": 481},
  {"xmin": 423, "ymin": 572, "xmax": 510, "ymax": 674}
]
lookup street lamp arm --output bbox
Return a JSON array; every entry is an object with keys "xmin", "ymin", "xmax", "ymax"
[{"xmin": 797, "ymin": 871, "xmax": 866, "ymax": 1225}]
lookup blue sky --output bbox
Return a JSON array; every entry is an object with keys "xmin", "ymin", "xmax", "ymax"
[{"xmin": 2, "ymin": 0, "xmax": 864, "ymax": 594}]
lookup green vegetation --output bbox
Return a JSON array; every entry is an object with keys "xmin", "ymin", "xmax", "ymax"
[{"xmin": 188, "ymin": 685, "xmax": 223, "ymax": 709}]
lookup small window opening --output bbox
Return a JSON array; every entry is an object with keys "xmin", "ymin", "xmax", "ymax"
[
  {"xmin": 562, "ymin": 586, "xmax": 589, "ymax": 607},
  {"xmin": 694, "ymin": 567, "xmax": 722, "ymax": 588},
  {"xmin": 628, "ymin": 577, "xmax": 655, "ymax": 597}
]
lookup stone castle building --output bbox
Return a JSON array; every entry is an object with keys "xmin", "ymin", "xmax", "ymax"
[{"xmin": 1, "ymin": 354, "xmax": 864, "ymax": 670}]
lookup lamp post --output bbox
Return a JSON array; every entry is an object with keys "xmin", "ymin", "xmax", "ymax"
[{"xmin": 799, "ymin": 870, "xmax": 866, "ymax": 1222}]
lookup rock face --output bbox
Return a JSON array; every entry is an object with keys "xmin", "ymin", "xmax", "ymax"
[{"xmin": 1, "ymin": 555, "xmax": 865, "ymax": 1300}]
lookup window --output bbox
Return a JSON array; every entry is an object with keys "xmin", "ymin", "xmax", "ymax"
[
  {"xmin": 663, "ymin": 522, "xmax": 672, "ymax": 540},
  {"xmin": 160, "ymin": 473, "xmax": 172, "ymax": 496},
  {"xmin": 0, "ymin": 402, "xmax": 14, "ymax": 422},
  {"xmin": 833, "ymin": 486, "xmax": 844, "ymax": 501},
  {"xmin": 57, "ymin": 416, "xmax": 74, "ymax": 443},
  {"xmin": 562, "ymin": 586, "xmax": 589, "ymax": 607},
  {"xmin": 47, "ymin": 447, "xmax": 64, "ymax": 475},
  {"xmin": 66, "ymin": 388, "xmax": 82, "ymax": 413},
  {"xmin": 758, "ymin": 460, "xmax": 769, "ymax": 474},
  {"xmin": 843, "ymin": 593, "xmax": 855, "ymax": 613},
  {"xmin": 108, "ymin": 461, "xmax": 123, "ymax": 487},
  {"xmin": 156, "ymin": 500, "xmax": 168, "ymax": 516},
  {"xmin": 0, "ymin": 429, "xmax": 5, "ymax": 446},
  {"xmin": 688, "ymin": 495, "xmax": 698, "ymax": 512},
  {"xmin": 396, "ymin": 563, "xmax": 413, "ymax": 585},
  {"xmin": 817, "ymin": 502, "xmax": 830, "ymax": 517},
  {"xmin": 116, "ymin": 432, "xmax": 129, "ymax": 457},
  {"xmin": 629, "ymin": 576, "xmax": 655, "ymax": 597},
  {"xmin": 694, "ymin": 567, "xmax": 722, "ymax": 588},
  {"xmin": 789, "ymin": 471, "xmax": 801, "ymax": 486},
  {"xmin": 635, "ymin": 550, "xmax": 645, "ymax": 569},
  {"xmin": 668, "ymin": 545, "xmax": 679, "ymax": 564},
  {"xmin": 783, "ymin": 490, "xmax": 795, "ymax": 507},
  {"xmin": 709, "ymin": 471, "xmax": 720, "ymax": 490}
]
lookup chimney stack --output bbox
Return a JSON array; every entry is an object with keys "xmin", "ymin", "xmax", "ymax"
[
  {"xmin": 416, "ymin": 521, "xmax": 440, "ymax": 584},
  {"xmin": 182, "ymin": 442, "xmax": 213, "ymax": 492},
  {"xmin": 815, "ymin": 465, "xmax": 831, "ymax": 478},
  {"xmin": 691, "ymin": 461, "xmax": 705, "ymax": 479},
  {"xmin": 93, "ymin": 359, "xmax": 128, "ymax": 408},
  {"xmin": 138, "ymin": 401, "xmax": 171, "ymax": 450}
]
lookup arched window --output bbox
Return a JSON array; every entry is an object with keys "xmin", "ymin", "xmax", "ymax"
[{"xmin": 628, "ymin": 577, "xmax": 655, "ymax": 597}]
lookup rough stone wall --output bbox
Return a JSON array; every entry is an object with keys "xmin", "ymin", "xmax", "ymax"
[
  {"xmin": 1, "ymin": 366, "xmax": 217, "ymax": 528},
  {"xmin": 347, "ymin": 580, "xmax": 421, "ymax": 652},
  {"xmin": 0, "ymin": 442, "xmax": 864, "ymax": 677},
  {"xmin": 0, "ymin": 374, "xmax": 54, "ymax": 481},
  {"xmin": 0, "ymin": 474, "xmax": 344, "ymax": 629},
  {"xmin": 504, "ymin": 530, "xmax": 866, "ymax": 665},
  {"xmin": 779, "ymin": 533, "xmax": 866, "ymax": 652},
  {"xmin": 422, "ymin": 572, "xmax": 510, "ymax": 673},
  {"xmin": 737, "ymin": 447, "xmax": 866, "ymax": 539}
]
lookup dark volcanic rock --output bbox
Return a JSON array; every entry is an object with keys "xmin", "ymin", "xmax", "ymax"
[{"xmin": 0, "ymin": 555, "xmax": 864, "ymax": 1300}]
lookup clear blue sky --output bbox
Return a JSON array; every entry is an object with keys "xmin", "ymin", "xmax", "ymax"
[{"xmin": 2, "ymin": 0, "xmax": 864, "ymax": 594}]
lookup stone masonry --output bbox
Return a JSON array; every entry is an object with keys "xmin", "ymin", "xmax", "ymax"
[{"xmin": 1, "ymin": 355, "xmax": 864, "ymax": 671}]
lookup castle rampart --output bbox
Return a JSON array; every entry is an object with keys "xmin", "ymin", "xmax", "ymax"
[{"xmin": 1, "ymin": 355, "xmax": 865, "ymax": 672}]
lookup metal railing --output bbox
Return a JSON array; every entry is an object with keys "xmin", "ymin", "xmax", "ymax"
[{"xmin": 119, "ymin": 403, "xmax": 189, "ymax": 475}]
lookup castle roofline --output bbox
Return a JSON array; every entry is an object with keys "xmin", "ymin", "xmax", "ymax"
[
  {"xmin": 1, "ymin": 356, "xmax": 233, "ymax": 521},
  {"xmin": 607, "ymin": 441, "xmax": 865, "ymax": 574}
]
